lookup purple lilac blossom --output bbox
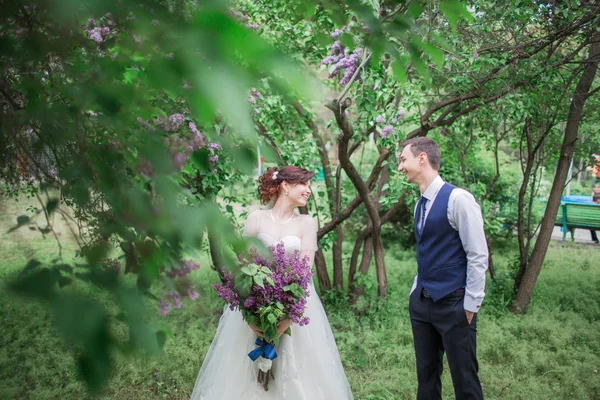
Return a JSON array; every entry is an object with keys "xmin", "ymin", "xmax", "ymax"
[
  {"xmin": 159, "ymin": 113, "xmax": 185, "ymax": 132},
  {"xmin": 331, "ymin": 26, "xmax": 347, "ymax": 38},
  {"xmin": 397, "ymin": 108, "xmax": 406, "ymax": 120},
  {"xmin": 88, "ymin": 28, "xmax": 104, "ymax": 44},
  {"xmin": 136, "ymin": 160, "xmax": 154, "ymax": 179},
  {"xmin": 173, "ymin": 151, "xmax": 188, "ymax": 170},
  {"xmin": 158, "ymin": 299, "xmax": 171, "ymax": 316},
  {"xmin": 207, "ymin": 142, "xmax": 221, "ymax": 151},
  {"xmin": 381, "ymin": 125, "xmax": 394, "ymax": 139},
  {"xmin": 187, "ymin": 288, "xmax": 200, "ymax": 300},
  {"xmin": 189, "ymin": 122, "xmax": 205, "ymax": 148},
  {"xmin": 214, "ymin": 271, "xmax": 240, "ymax": 310},
  {"xmin": 330, "ymin": 41, "xmax": 343, "ymax": 55},
  {"xmin": 169, "ymin": 291, "xmax": 183, "ymax": 309},
  {"xmin": 167, "ymin": 260, "xmax": 200, "ymax": 278},
  {"xmin": 375, "ymin": 115, "xmax": 385, "ymax": 124}
]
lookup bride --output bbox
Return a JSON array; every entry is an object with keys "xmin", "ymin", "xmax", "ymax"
[{"xmin": 191, "ymin": 166, "xmax": 354, "ymax": 399}]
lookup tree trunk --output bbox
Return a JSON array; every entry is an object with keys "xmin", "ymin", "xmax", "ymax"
[
  {"xmin": 314, "ymin": 248, "xmax": 331, "ymax": 292},
  {"xmin": 348, "ymin": 223, "xmax": 371, "ymax": 296},
  {"xmin": 327, "ymin": 98, "xmax": 388, "ymax": 297},
  {"xmin": 486, "ymin": 238, "xmax": 496, "ymax": 281},
  {"xmin": 352, "ymin": 236, "xmax": 374, "ymax": 299},
  {"xmin": 332, "ymin": 165, "xmax": 344, "ymax": 290},
  {"xmin": 511, "ymin": 30, "xmax": 600, "ymax": 313},
  {"xmin": 332, "ymin": 226, "xmax": 344, "ymax": 290},
  {"xmin": 290, "ymin": 100, "xmax": 341, "ymax": 292},
  {"xmin": 515, "ymin": 118, "xmax": 535, "ymax": 290}
]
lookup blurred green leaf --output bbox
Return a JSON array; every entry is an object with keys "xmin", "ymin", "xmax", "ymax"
[{"xmin": 440, "ymin": 0, "xmax": 474, "ymax": 30}]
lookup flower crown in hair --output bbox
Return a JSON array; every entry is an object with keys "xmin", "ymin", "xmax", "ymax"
[{"xmin": 272, "ymin": 171, "xmax": 279, "ymax": 180}]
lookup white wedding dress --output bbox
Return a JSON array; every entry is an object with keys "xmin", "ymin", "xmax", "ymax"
[{"xmin": 191, "ymin": 210, "xmax": 353, "ymax": 400}]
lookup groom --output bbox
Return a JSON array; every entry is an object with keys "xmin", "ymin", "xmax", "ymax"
[{"xmin": 398, "ymin": 137, "xmax": 487, "ymax": 400}]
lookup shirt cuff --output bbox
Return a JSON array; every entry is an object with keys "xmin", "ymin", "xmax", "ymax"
[{"xmin": 463, "ymin": 294, "xmax": 483, "ymax": 313}]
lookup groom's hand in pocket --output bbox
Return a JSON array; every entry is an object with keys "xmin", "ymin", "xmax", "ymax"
[{"xmin": 465, "ymin": 310, "xmax": 475, "ymax": 325}]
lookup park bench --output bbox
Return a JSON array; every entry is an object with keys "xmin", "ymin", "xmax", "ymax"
[{"xmin": 554, "ymin": 196, "xmax": 600, "ymax": 241}]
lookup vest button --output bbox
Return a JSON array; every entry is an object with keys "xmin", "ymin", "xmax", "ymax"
[{"xmin": 419, "ymin": 253, "xmax": 423, "ymax": 258}]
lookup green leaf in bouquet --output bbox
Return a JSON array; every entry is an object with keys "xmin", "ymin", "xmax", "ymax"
[
  {"xmin": 267, "ymin": 313, "xmax": 277, "ymax": 325},
  {"xmin": 264, "ymin": 325, "xmax": 279, "ymax": 345},
  {"xmin": 240, "ymin": 266, "xmax": 253, "ymax": 276},
  {"xmin": 243, "ymin": 312, "xmax": 257, "ymax": 325},
  {"xmin": 266, "ymin": 277, "xmax": 275, "ymax": 286},
  {"xmin": 284, "ymin": 327, "xmax": 292, "ymax": 336},
  {"xmin": 253, "ymin": 275, "xmax": 265, "ymax": 288},
  {"xmin": 276, "ymin": 302, "xmax": 284, "ymax": 310},
  {"xmin": 241, "ymin": 263, "xmax": 259, "ymax": 276},
  {"xmin": 234, "ymin": 275, "xmax": 253, "ymax": 298},
  {"xmin": 261, "ymin": 267, "xmax": 273, "ymax": 274},
  {"xmin": 283, "ymin": 283, "xmax": 305, "ymax": 298}
]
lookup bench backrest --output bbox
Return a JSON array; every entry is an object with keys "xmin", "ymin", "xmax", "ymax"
[{"xmin": 555, "ymin": 202, "xmax": 600, "ymax": 228}]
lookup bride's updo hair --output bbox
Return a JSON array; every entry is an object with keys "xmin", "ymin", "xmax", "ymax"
[{"xmin": 258, "ymin": 166, "xmax": 315, "ymax": 204}]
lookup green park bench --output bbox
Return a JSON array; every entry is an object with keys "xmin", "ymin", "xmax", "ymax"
[{"xmin": 554, "ymin": 198, "xmax": 600, "ymax": 241}]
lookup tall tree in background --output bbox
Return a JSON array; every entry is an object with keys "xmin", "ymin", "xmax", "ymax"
[{"xmin": 512, "ymin": 26, "xmax": 600, "ymax": 313}]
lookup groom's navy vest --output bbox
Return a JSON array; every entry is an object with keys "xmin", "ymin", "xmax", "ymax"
[{"xmin": 415, "ymin": 183, "xmax": 467, "ymax": 302}]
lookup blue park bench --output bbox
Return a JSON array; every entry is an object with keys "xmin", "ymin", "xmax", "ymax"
[{"xmin": 554, "ymin": 195, "xmax": 600, "ymax": 241}]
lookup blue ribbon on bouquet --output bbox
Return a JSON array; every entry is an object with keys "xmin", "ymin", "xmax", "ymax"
[{"xmin": 248, "ymin": 338, "xmax": 277, "ymax": 361}]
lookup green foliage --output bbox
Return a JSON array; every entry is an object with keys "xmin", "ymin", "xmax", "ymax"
[
  {"xmin": 2, "ymin": 0, "xmax": 600, "ymax": 393},
  {"xmin": 2, "ymin": 209, "xmax": 600, "ymax": 398}
]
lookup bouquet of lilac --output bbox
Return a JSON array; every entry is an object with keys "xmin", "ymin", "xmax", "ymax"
[{"xmin": 213, "ymin": 242, "xmax": 313, "ymax": 390}]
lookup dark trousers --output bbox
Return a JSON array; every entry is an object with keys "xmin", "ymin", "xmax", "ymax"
[
  {"xmin": 409, "ymin": 288, "xmax": 483, "ymax": 400},
  {"xmin": 591, "ymin": 230, "xmax": 598, "ymax": 243}
]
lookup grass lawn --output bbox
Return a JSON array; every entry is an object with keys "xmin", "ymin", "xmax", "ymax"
[{"xmin": 1, "ymin": 198, "xmax": 599, "ymax": 399}]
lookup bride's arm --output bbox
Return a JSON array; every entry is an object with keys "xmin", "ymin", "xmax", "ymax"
[
  {"xmin": 299, "ymin": 215, "xmax": 318, "ymax": 266},
  {"xmin": 242, "ymin": 210, "xmax": 259, "ymax": 238}
]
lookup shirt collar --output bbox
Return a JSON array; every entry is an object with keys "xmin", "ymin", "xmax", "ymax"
[{"xmin": 421, "ymin": 175, "xmax": 444, "ymax": 201}]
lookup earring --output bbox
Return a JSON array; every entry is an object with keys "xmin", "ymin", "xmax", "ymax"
[{"xmin": 285, "ymin": 189, "xmax": 289, "ymax": 196}]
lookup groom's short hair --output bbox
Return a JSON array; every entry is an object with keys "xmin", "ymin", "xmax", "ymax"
[{"xmin": 402, "ymin": 137, "xmax": 441, "ymax": 170}]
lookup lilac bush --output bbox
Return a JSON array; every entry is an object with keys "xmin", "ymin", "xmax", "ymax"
[{"xmin": 322, "ymin": 34, "xmax": 364, "ymax": 85}]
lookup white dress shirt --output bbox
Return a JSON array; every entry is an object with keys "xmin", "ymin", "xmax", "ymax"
[{"xmin": 409, "ymin": 175, "xmax": 489, "ymax": 313}]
